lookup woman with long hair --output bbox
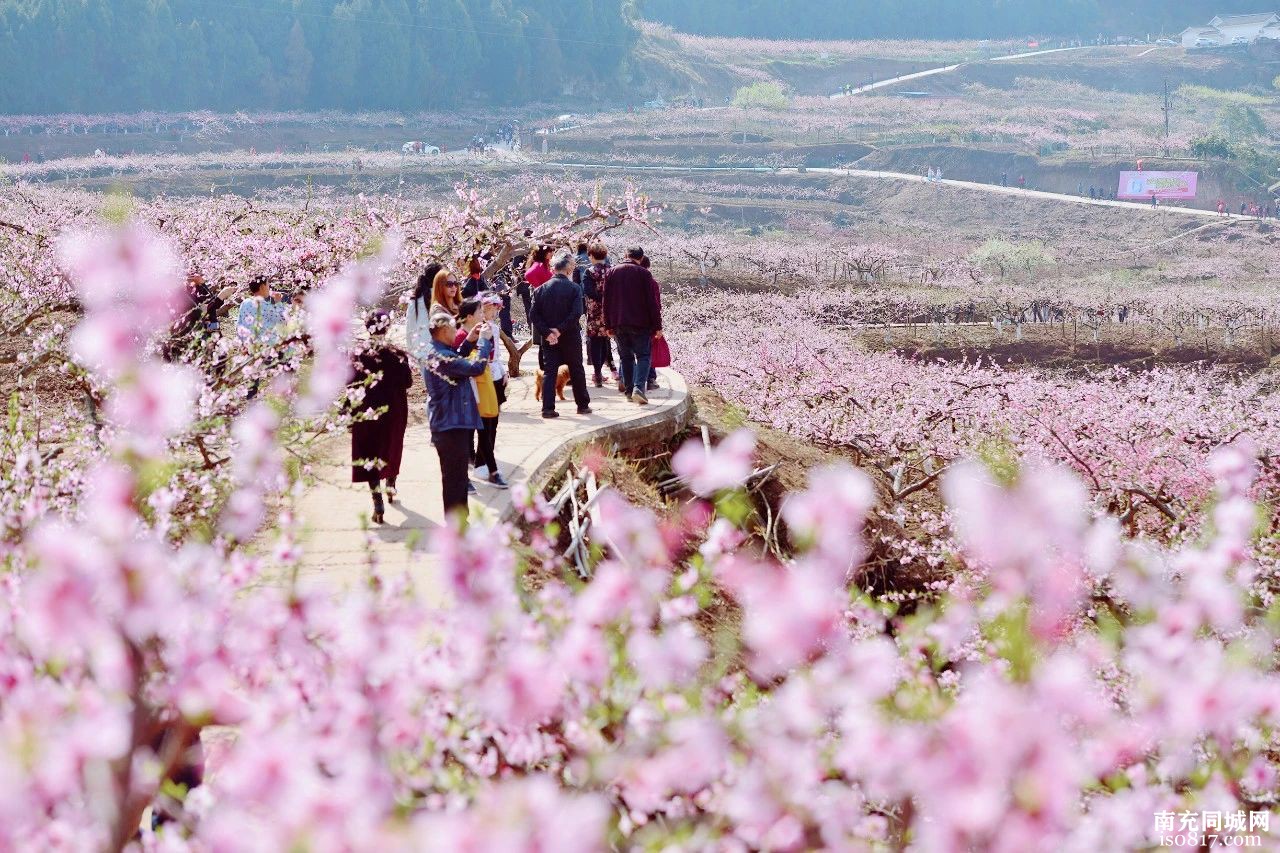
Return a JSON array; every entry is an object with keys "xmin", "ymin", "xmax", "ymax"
[
  {"xmin": 409, "ymin": 267, "xmax": 461, "ymax": 363},
  {"xmin": 349, "ymin": 311, "xmax": 412, "ymax": 524},
  {"xmin": 431, "ymin": 269, "xmax": 462, "ymax": 316},
  {"xmin": 406, "ymin": 262, "xmax": 443, "ymax": 361}
]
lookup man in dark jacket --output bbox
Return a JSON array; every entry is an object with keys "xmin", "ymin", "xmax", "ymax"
[
  {"xmin": 529, "ymin": 248, "xmax": 591, "ymax": 418},
  {"xmin": 603, "ymin": 247, "xmax": 662, "ymax": 404}
]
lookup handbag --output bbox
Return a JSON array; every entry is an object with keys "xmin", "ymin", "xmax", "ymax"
[
  {"xmin": 650, "ymin": 334, "xmax": 672, "ymax": 369},
  {"xmin": 474, "ymin": 368, "xmax": 500, "ymax": 418}
]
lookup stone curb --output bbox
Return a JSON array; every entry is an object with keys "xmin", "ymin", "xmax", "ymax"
[{"xmin": 498, "ymin": 368, "xmax": 694, "ymax": 524}]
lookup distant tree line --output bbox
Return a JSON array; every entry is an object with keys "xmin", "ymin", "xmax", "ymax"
[
  {"xmin": 638, "ymin": 0, "xmax": 1276, "ymax": 40},
  {"xmin": 0, "ymin": 0, "xmax": 633, "ymax": 114}
]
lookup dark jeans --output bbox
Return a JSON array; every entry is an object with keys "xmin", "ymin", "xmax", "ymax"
[
  {"xmin": 433, "ymin": 429, "xmax": 473, "ymax": 517},
  {"xmin": 476, "ymin": 416, "xmax": 499, "ymax": 473},
  {"xmin": 541, "ymin": 334, "xmax": 590, "ymax": 412},
  {"xmin": 588, "ymin": 336, "xmax": 615, "ymax": 379},
  {"xmin": 615, "ymin": 330, "xmax": 652, "ymax": 395},
  {"xmin": 499, "ymin": 300, "xmax": 514, "ymax": 338},
  {"xmin": 518, "ymin": 284, "xmax": 540, "ymax": 345}
]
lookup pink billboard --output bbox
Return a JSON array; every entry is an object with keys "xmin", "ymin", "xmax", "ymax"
[{"xmin": 1117, "ymin": 171, "xmax": 1198, "ymax": 200}]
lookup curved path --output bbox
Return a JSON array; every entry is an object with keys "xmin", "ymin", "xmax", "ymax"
[
  {"xmin": 290, "ymin": 347, "xmax": 690, "ymax": 598},
  {"xmin": 546, "ymin": 160, "xmax": 1234, "ymax": 219},
  {"xmin": 809, "ymin": 166, "xmax": 1226, "ymax": 218},
  {"xmin": 828, "ymin": 44, "xmax": 1135, "ymax": 98}
]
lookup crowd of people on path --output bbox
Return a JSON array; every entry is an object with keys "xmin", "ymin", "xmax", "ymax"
[
  {"xmin": 358, "ymin": 241, "xmax": 666, "ymax": 522},
  {"xmin": 162, "ymin": 239, "xmax": 669, "ymax": 526},
  {"xmin": 1215, "ymin": 198, "xmax": 1277, "ymax": 219}
]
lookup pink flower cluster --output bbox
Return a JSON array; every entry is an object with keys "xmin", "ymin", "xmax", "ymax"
[{"xmin": 2, "ymin": 203, "xmax": 1279, "ymax": 852}]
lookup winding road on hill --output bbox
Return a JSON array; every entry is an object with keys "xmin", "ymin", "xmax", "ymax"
[
  {"xmin": 545, "ymin": 160, "xmax": 1237, "ymax": 219},
  {"xmin": 827, "ymin": 43, "xmax": 1157, "ymax": 98}
]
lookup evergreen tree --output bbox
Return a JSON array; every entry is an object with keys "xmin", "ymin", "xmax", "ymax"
[{"xmin": 282, "ymin": 19, "xmax": 315, "ymax": 108}]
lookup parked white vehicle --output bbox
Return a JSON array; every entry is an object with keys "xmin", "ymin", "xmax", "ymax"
[{"xmin": 401, "ymin": 141, "xmax": 440, "ymax": 155}]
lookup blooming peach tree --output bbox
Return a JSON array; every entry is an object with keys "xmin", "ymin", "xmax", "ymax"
[{"xmin": 0, "ymin": 203, "xmax": 1278, "ymax": 850}]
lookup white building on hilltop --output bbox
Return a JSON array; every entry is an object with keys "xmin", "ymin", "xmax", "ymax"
[{"xmin": 1181, "ymin": 12, "xmax": 1280, "ymax": 47}]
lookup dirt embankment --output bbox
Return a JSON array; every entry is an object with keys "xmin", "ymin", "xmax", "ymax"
[
  {"xmin": 956, "ymin": 55, "xmax": 1268, "ymax": 94},
  {"xmin": 543, "ymin": 134, "xmax": 874, "ymax": 167},
  {"xmin": 877, "ymin": 325, "xmax": 1277, "ymax": 373}
]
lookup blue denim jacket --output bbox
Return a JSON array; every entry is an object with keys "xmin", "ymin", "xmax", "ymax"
[{"xmin": 422, "ymin": 337, "xmax": 492, "ymax": 433}]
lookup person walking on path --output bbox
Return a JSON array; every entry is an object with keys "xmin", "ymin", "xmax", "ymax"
[
  {"xmin": 530, "ymin": 248, "xmax": 592, "ymax": 418},
  {"xmin": 524, "ymin": 244, "xmax": 553, "ymax": 292},
  {"xmin": 236, "ymin": 276, "xmax": 289, "ymax": 398},
  {"xmin": 431, "ymin": 269, "xmax": 462, "ymax": 316},
  {"xmin": 582, "ymin": 243, "xmax": 617, "ymax": 387},
  {"xmin": 423, "ymin": 306, "xmax": 492, "ymax": 519},
  {"xmin": 640, "ymin": 255, "xmax": 664, "ymax": 392},
  {"xmin": 461, "ymin": 255, "xmax": 487, "ymax": 299},
  {"xmin": 349, "ymin": 311, "xmax": 412, "ymax": 524},
  {"xmin": 574, "ymin": 241, "xmax": 592, "ymax": 284},
  {"xmin": 405, "ymin": 263, "xmax": 445, "ymax": 363},
  {"xmin": 1217, "ymin": 199, "xmax": 1226, "ymax": 217},
  {"xmin": 236, "ymin": 276, "xmax": 287, "ymax": 346},
  {"xmin": 165, "ymin": 270, "xmax": 235, "ymax": 361},
  {"xmin": 603, "ymin": 247, "xmax": 662, "ymax": 405},
  {"xmin": 523, "ymin": 245, "xmax": 553, "ymax": 354},
  {"xmin": 1017, "ymin": 175, "xmax": 1026, "ymax": 189},
  {"xmin": 404, "ymin": 263, "xmax": 460, "ymax": 366},
  {"xmin": 452, "ymin": 298, "xmax": 505, "ymax": 490},
  {"xmin": 477, "ymin": 293, "xmax": 510, "ymax": 488}
]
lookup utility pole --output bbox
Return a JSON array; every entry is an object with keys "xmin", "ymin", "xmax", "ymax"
[
  {"xmin": 1161, "ymin": 79, "xmax": 1174, "ymax": 156},
  {"xmin": 1162, "ymin": 79, "xmax": 1173, "ymax": 142}
]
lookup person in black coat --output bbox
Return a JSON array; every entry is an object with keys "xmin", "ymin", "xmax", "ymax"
[
  {"xmin": 603, "ymin": 247, "xmax": 662, "ymax": 404},
  {"xmin": 163, "ymin": 270, "xmax": 235, "ymax": 361},
  {"xmin": 349, "ymin": 311, "xmax": 413, "ymax": 524},
  {"xmin": 529, "ymin": 248, "xmax": 591, "ymax": 418}
]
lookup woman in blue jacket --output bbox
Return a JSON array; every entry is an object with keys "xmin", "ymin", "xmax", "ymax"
[{"xmin": 421, "ymin": 305, "xmax": 493, "ymax": 518}]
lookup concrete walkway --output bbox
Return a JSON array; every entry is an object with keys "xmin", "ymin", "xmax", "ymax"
[{"xmin": 291, "ymin": 347, "xmax": 690, "ymax": 596}]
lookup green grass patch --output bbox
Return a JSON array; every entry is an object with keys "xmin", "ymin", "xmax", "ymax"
[{"xmin": 1176, "ymin": 84, "xmax": 1270, "ymax": 107}]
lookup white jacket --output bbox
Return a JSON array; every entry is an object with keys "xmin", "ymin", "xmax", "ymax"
[
  {"xmin": 488, "ymin": 320, "xmax": 507, "ymax": 382},
  {"xmin": 405, "ymin": 296, "xmax": 434, "ymax": 360}
]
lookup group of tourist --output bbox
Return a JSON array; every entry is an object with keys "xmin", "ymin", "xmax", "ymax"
[
  {"xmin": 164, "ymin": 239, "xmax": 667, "ymax": 525},
  {"xmin": 353, "ymin": 242, "xmax": 665, "ymax": 522},
  {"xmin": 1216, "ymin": 199, "xmax": 1277, "ymax": 219}
]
